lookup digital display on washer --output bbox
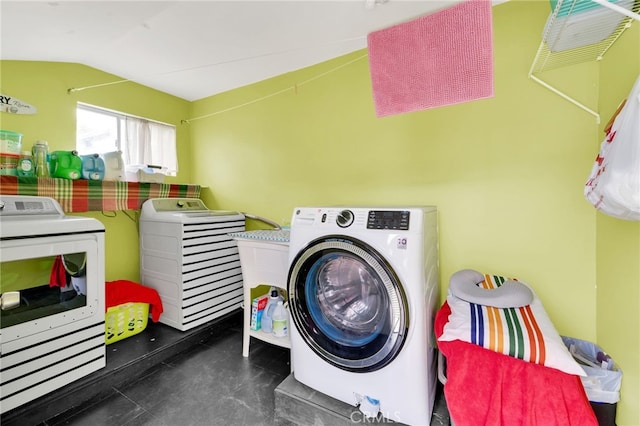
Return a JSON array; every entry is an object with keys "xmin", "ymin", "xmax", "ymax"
[
  {"xmin": 367, "ymin": 210, "xmax": 410, "ymax": 230},
  {"xmin": 15, "ymin": 201, "xmax": 44, "ymax": 211}
]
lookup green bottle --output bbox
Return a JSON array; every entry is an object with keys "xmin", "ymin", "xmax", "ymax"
[{"xmin": 18, "ymin": 151, "xmax": 34, "ymax": 177}]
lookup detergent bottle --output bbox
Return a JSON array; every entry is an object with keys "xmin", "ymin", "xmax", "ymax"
[
  {"xmin": 80, "ymin": 154, "xmax": 105, "ymax": 180},
  {"xmin": 100, "ymin": 151, "xmax": 124, "ymax": 181},
  {"xmin": 272, "ymin": 300, "xmax": 288, "ymax": 338},
  {"xmin": 17, "ymin": 151, "xmax": 34, "ymax": 177},
  {"xmin": 49, "ymin": 150, "xmax": 82, "ymax": 179},
  {"xmin": 261, "ymin": 289, "xmax": 282, "ymax": 334}
]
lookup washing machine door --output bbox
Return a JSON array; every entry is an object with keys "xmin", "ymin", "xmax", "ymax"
[{"xmin": 288, "ymin": 235, "xmax": 409, "ymax": 372}]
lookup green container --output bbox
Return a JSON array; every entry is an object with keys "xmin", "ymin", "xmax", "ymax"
[
  {"xmin": 0, "ymin": 129, "xmax": 23, "ymax": 156},
  {"xmin": 18, "ymin": 151, "xmax": 35, "ymax": 177},
  {"xmin": 0, "ymin": 153, "xmax": 19, "ymax": 175},
  {"xmin": 50, "ymin": 150, "xmax": 83, "ymax": 180}
]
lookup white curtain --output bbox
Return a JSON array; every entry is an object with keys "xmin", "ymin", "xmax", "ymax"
[{"xmin": 122, "ymin": 117, "xmax": 178, "ymax": 175}]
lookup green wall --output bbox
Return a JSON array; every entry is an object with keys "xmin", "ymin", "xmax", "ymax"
[
  {"xmin": 189, "ymin": 2, "xmax": 636, "ymax": 424},
  {"xmin": 192, "ymin": 2, "xmax": 599, "ymax": 336},
  {"xmin": 0, "ymin": 61, "xmax": 193, "ymax": 281},
  {"xmin": 596, "ymin": 22, "xmax": 640, "ymax": 426},
  {"xmin": 0, "ymin": 1, "xmax": 638, "ymax": 424}
]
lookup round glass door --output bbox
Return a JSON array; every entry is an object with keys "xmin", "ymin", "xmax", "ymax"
[{"xmin": 288, "ymin": 235, "xmax": 409, "ymax": 372}]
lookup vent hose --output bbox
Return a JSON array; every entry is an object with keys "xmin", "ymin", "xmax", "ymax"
[{"xmin": 242, "ymin": 213, "xmax": 282, "ymax": 230}]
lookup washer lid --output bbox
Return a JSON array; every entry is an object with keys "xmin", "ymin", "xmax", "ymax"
[
  {"xmin": 140, "ymin": 198, "xmax": 242, "ymax": 222},
  {"xmin": 0, "ymin": 195, "xmax": 104, "ymax": 238}
]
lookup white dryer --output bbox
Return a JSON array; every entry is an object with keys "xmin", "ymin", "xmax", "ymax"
[
  {"xmin": 287, "ymin": 207, "xmax": 439, "ymax": 426},
  {"xmin": 139, "ymin": 198, "xmax": 245, "ymax": 331}
]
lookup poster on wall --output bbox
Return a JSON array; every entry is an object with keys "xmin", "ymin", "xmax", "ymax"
[{"xmin": 0, "ymin": 94, "xmax": 37, "ymax": 114}]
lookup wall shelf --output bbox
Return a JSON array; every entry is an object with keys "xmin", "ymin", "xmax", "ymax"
[
  {"xmin": 528, "ymin": 0, "xmax": 640, "ymax": 122},
  {"xmin": 0, "ymin": 176, "xmax": 201, "ymax": 213}
]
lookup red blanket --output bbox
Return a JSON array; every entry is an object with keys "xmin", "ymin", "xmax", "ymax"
[
  {"xmin": 105, "ymin": 280, "xmax": 164, "ymax": 322},
  {"xmin": 435, "ymin": 302, "xmax": 597, "ymax": 426}
]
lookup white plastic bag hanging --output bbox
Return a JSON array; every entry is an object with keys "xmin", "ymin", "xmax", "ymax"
[{"xmin": 585, "ymin": 75, "xmax": 640, "ymax": 221}]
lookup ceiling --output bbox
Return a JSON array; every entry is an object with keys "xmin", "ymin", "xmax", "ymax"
[{"xmin": 0, "ymin": 0, "xmax": 483, "ymax": 102}]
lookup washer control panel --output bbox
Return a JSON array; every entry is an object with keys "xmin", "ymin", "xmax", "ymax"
[
  {"xmin": 298, "ymin": 207, "xmax": 416, "ymax": 231},
  {"xmin": 367, "ymin": 210, "xmax": 410, "ymax": 230},
  {"xmin": 150, "ymin": 198, "xmax": 208, "ymax": 212},
  {"xmin": 0, "ymin": 196, "xmax": 62, "ymax": 217}
]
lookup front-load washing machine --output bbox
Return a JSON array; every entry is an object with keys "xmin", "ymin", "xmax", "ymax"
[{"xmin": 287, "ymin": 206, "xmax": 439, "ymax": 425}]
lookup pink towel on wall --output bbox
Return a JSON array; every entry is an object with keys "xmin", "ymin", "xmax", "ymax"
[{"xmin": 367, "ymin": 0, "xmax": 494, "ymax": 117}]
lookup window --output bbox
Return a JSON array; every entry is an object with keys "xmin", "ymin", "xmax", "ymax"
[{"xmin": 76, "ymin": 103, "xmax": 178, "ymax": 175}]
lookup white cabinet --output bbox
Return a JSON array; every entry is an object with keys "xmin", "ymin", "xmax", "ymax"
[{"xmin": 231, "ymin": 231, "xmax": 291, "ymax": 357}]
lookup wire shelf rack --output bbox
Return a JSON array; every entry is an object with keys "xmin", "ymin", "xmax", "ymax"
[{"xmin": 528, "ymin": 0, "xmax": 640, "ymax": 122}]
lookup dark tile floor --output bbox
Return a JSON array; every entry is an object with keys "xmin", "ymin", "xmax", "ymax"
[
  {"xmin": 4, "ymin": 310, "xmax": 448, "ymax": 426},
  {"xmin": 46, "ymin": 313, "xmax": 292, "ymax": 426}
]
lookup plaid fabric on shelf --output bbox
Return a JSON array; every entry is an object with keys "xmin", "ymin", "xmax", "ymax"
[{"xmin": 0, "ymin": 176, "xmax": 201, "ymax": 212}]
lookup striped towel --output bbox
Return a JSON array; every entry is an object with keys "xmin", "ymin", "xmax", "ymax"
[
  {"xmin": 439, "ymin": 273, "xmax": 585, "ymax": 376},
  {"xmin": 469, "ymin": 275, "xmax": 546, "ymax": 365}
]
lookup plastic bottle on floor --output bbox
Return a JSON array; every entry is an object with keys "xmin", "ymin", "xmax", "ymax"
[
  {"xmin": 261, "ymin": 289, "xmax": 280, "ymax": 333},
  {"xmin": 272, "ymin": 301, "xmax": 288, "ymax": 338}
]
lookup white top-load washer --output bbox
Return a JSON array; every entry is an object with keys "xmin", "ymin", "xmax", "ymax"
[
  {"xmin": 287, "ymin": 206, "xmax": 439, "ymax": 425},
  {"xmin": 0, "ymin": 195, "xmax": 106, "ymax": 414},
  {"xmin": 139, "ymin": 198, "xmax": 245, "ymax": 331}
]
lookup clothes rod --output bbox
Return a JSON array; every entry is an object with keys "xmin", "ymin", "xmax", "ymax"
[{"xmin": 529, "ymin": 74, "xmax": 601, "ymax": 123}]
